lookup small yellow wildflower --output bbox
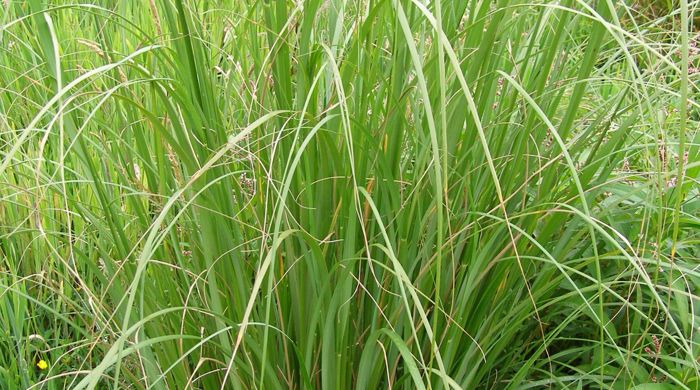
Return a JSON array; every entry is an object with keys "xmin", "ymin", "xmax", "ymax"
[{"xmin": 36, "ymin": 360, "xmax": 48, "ymax": 370}]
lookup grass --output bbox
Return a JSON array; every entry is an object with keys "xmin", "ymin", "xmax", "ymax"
[{"xmin": 0, "ymin": 0, "xmax": 699, "ymax": 388}]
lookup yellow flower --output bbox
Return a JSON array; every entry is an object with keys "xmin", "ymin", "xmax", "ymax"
[{"xmin": 36, "ymin": 360, "xmax": 48, "ymax": 370}]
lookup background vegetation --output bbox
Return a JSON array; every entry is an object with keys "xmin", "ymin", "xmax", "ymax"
[{"xmin": 0, "ymin": 0, "xmax": 699, "ymax": 388}]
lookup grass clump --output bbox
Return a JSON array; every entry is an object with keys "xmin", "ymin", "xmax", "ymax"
[{"xmin": 0, "ymin": 0, "xmax": 699, "ymax": 388}]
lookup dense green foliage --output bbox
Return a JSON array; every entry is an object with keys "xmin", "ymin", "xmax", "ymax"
[{"xmin": 1, "ymin": 0, "xmax": 699, "ymax": 388}]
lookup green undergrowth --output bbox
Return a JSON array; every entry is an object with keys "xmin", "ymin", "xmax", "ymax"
[{"xmin": 0, "ymin": 0, "xmax": 699, "ymax": 388}]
